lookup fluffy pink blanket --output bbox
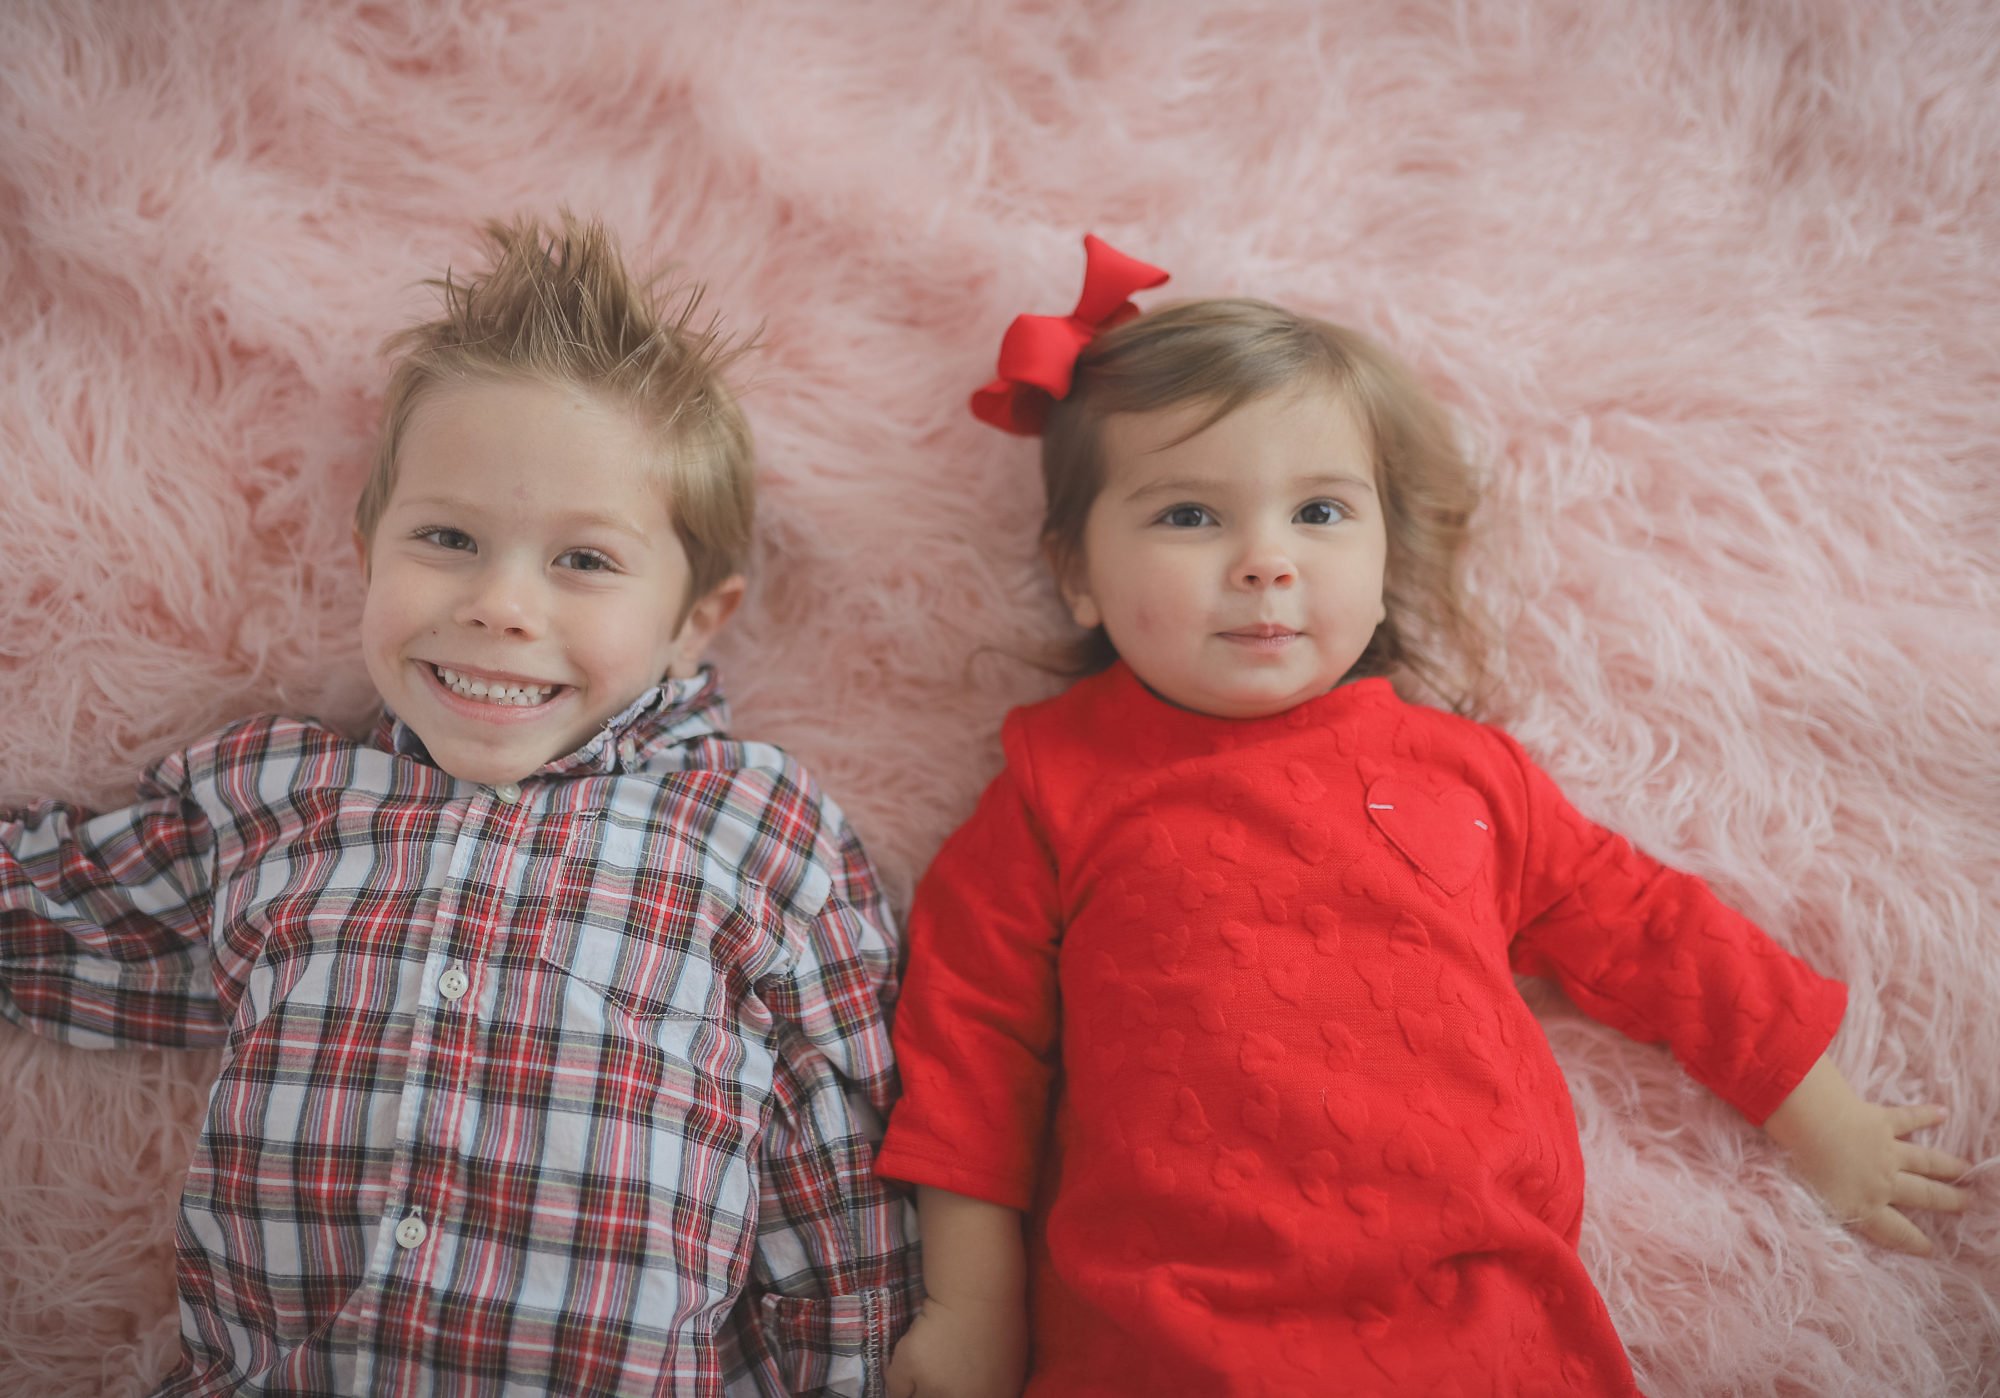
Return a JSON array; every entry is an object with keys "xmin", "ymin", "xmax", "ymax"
[{"xmin": 2, "ymin": 2, "xmax": 1995, "ymax": 1393}]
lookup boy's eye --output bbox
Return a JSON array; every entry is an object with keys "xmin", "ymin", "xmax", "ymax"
[
  {"xmin": 1296, "ymin": 500, "xmax": 1349, "ymax": 525},
  {"xmin": 556, "ymin": 548, "xmax": 616, "ymax": 572},
  {"xmin": 415, "ymin": 526, "xmax": 475, "ymax": 552},
  {"xmin": 1160, "ymin": 505, "xmax": 1214, "ymax": 529}
]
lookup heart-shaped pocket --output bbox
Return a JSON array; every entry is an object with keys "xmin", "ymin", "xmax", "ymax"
[{"xmin": 1364, "ymin": 777, "xmax": 1494, "ymax": 895}]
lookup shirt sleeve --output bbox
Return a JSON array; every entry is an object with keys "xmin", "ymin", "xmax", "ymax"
[
  {"xmin": 0, "ymin": 748, "xmax": 224, "ymax": 1049},
  {"xmin": 723, "ymin": 816, "xmax": 920, "ymax": 1398},
  {"xmin": 873, "ymin": 762, "xmax": 1063, "ymax": 1212},
  {"xmin": 1494, "ymin": 730, "xmax": 1847, "ymax": 1124}
]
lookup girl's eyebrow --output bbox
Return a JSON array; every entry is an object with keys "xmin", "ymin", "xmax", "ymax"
[
  {"xmin": 1124, "ymin": 476, "xmax": 1224, "ymax": 502},
  {"xmin": 1123, "ymin": 472, "xmax": 1377, "ymax": 503},
  {"xmin": 1298, "ymin": 472, "xmax": 1377, "ymax": 495}
]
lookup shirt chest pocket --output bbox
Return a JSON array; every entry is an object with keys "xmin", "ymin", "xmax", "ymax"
[
  {"xmin": 1364, "ymin": 774, "xmax": 1496, "ymax": 897},
  {"xmin": 535, "ymin": 813, "xmax": 794, "ymax": 1026}
]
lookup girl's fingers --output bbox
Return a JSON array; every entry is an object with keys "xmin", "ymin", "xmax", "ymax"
[
  {"xmin": 1885, "ymin": 1103, "xmax": 1948, "ymax": 1138},
  {"xmin": 1859, "ymin": 1206, "xmax": 1933, "ymax": 1256},
  {"xmin": 1896, "ymin": 1141, "xmax": 1975, "ymax": 1182},
  {"xmin": 1891, "ymin": 1171, "xmax": 1970, "ymax": 1215}
]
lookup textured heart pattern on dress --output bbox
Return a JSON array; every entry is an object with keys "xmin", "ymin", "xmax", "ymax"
[{"xmin": 879, "ymin": 666, "xmax": 1847, "ymax": 1395}]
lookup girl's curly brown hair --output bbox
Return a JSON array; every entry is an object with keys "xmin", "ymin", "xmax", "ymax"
[{"xmin": 1038, "ymin": 298, "xmax": 1489, "ymax": 714}]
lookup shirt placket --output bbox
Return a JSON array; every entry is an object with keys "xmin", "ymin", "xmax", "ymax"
[{"xmin": 358, "ymin": 779, "xmax": 532, "ymax": 1387}]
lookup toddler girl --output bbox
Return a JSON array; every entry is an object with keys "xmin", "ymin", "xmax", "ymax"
[{"xmin": 874, "ymin": 237, "xmax": 1970, "ymax": 1396}]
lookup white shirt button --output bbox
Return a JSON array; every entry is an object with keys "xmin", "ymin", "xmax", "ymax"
[
  {"xmin": 394, "ymin": 1214, "xmax": 428, "ymax": 1250},
  {"xmin": 494, "ymin": 782, "xmax": 522, "ymax": 804},
  {"xmin": 438, "ymin": 967, "xmax": 470, "ymax": 1002},
  {"xmin": 618, "ymin": 738, "xmax": 639, "ymax": 764}
]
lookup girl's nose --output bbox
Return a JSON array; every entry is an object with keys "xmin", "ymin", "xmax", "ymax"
[{"xmin": 1233, "ymin": 530, "xmax": 1298, "ymax": 590}]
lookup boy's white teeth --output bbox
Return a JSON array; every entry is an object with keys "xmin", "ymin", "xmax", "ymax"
[{"xmin": 434, "ymin": 666, "xmax": 556, "ymax": 706}]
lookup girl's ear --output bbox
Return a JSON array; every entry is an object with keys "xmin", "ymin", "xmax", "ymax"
[
  {"xmin": 352, "ymin": 527, "xmax": 370, "ymax": 580},
  {"xmin": 1043, "ymin": 539, "xmax": 1102, "ymax": 629},
  {"xmin": 1060, "ymin": 580, "xmax": 1104, "ymax": 631}
]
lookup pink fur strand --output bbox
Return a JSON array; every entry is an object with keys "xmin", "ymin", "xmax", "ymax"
[{"xmin": 2, "ymin": 0, "xmax": 1996, "ymax": 1393}]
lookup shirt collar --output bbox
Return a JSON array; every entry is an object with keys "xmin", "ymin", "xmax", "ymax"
[{"xmin": 368, "ymin": 666, "xmax": 731, "ymax": 781}]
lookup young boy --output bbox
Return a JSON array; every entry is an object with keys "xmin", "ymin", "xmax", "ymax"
[{"xmin": 0, "ymin": 216, "xmax": 916, "ymax": 1396}]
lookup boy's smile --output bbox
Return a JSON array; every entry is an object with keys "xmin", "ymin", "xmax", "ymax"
[
  {"xmin": 420, "ymin": 662, "xmax": 562, "ymax": 715},
  {"xmin": 356, "ymin": 377, "xmax": 738, "ymax": 786},
  {"xmin": 1063, "ymin": 385, "xmax": 1388, "ymax": 719}
]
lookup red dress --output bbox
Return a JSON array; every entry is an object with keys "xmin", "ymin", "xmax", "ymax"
[{"xmin": 876, "ymin": 664, "xmax": 1845, "ymax": 1397}]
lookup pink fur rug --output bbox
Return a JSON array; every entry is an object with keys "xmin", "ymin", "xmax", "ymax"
[{"xmin": 3, "ymin": 1, "xmax": 1997, "ymax": 1393}]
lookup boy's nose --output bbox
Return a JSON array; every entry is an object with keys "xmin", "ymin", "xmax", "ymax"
[{"xmin": 456, "ymin": 563, "xmax": 545, "ymax": 636}]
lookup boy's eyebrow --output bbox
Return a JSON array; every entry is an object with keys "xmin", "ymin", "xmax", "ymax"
[
  {"xmin": 1123, "ymin": 472, "xmax": 1377, "ymax": 502},
  {"xmin": 390, "ymin": 496, "xmax": 657, "ymax": 543},
  {"xmin": 551, "ymin": 509, "xmax": 656, "ymax": 543}
]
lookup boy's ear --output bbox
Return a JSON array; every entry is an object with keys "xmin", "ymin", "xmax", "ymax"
[{"xmin": 666, "ymin": 574, "xmax": 747, "ymax": 678}]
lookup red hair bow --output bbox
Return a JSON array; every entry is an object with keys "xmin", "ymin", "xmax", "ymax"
[{"xmin": 970, "ymin": 234, "xmax": 1170, "ymax": 435}]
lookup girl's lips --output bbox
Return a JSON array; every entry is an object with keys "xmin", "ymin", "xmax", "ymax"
[{"xmin": 1218, "ymin": 626, "xmax": 1302, "ymax": 653}]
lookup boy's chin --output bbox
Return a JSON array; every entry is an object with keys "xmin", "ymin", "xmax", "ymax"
[
  {"xmin": 412, "ymin": 727, "xmax": 571, "ymax": 788},
  {"xmin": 428, "ymin": 748, "xmax": 556, "ymax": 788}
]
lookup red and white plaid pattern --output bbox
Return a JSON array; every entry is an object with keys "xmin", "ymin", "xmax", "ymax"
[{"xmin": 1, "ymin": 671, "xmax": 917, "ymax": 1396}]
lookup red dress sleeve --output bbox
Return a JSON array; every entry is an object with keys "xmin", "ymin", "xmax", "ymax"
[
  {"xmin": 1493, "ymin": 731, "xmax": 1847, "ymax": 1124},
  {"xmin": 875, "ymin": 760, "xmax": 1064, "ymax": 1210}
]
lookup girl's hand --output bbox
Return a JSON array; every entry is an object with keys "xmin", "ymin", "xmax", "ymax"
[
  {"xmin": 885, "ymin": 1291, "xmax": 1028, "ymax": 1398},
  {"xmin": 1763, "ymin": 1056, "xmax": 1974, "ymax": 1255}
]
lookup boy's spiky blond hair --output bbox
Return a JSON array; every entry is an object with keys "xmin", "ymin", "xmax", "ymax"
[{"xmin": 357, "ymin": 213, "xmax": 753, "ymax": 606}]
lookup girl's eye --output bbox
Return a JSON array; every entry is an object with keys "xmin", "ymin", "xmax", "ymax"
[
  {"xmin": 415, "ymin": 526, "xmax": 475, "ymax": 552},
  {"xmin": 1161, "ymin": 505, "xmax": 1214, "ymax": 529},
  {"xmin": 556, "ymin": 548, "xmax": 616, "ymax": 572},
  {"xmin": 1296, "ymin": 500, "xmax": 1349, "ymax": 526}
]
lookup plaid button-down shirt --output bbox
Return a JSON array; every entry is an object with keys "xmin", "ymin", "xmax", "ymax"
[{"xmin": 0, "ymin": 670, "xmax": 917, "ymax": 1396}]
